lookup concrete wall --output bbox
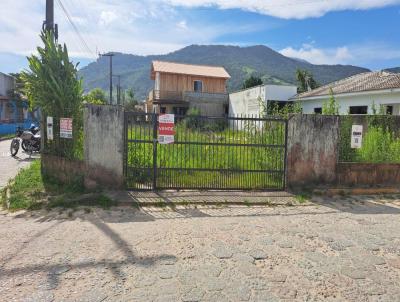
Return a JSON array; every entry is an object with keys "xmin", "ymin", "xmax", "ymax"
[
  {"xmin": 186, "ymin": 92, "xmax": 228, "ymax": 116},
  {"xmin": 229, "ymin": 84, "xmax": 297, "ymax": 117},
  {"xmin": 0, "ymin": 73, "xmax": 15, "ymax": 97},
  {"xmin": 337, "ymin": 163, "xmax": 400, "ymax": 187},
  {"xmin": 84, "ymin": 104, "xmax": 125, "ymax": 189},
  {"xmin": 299, "ymin": 90, "xmax": 400, "ymax": 115},
  {"xmin": 287, "ymin": 114, "xmax": 339, "ymax": 189},
  {"xmin": 265, "ymin": 85, "xmax": 298, "ymax": 102}
]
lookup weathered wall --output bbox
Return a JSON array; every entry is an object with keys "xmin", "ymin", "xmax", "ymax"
[
  {"xmin": 41, "ymin": 154, "xmax": 85, "ymax": 186},
  {"xmin": 287, "ymin": 114, "xmax": 339, "ymax": 189},
  {"xmin": 186, "ymin": 92, "xmax": 228, "ymax": 116},
  {"xmin": 338, "ymin": 163, "xmax": 400, "ymax": 186},
  {"xmin": 84, "ymin": 104, "xmax": 124, "ymax": 189}
]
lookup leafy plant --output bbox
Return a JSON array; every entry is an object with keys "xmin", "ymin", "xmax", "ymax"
[
  {"xmin": 322, "ymin": 88, "xmax": 339, "ymax": 115},
  {"xmin": 21, "ymin": 30, "xmax": 84, "ymax": 159},
  {"xmin": 242, "ymin": 75, "xmax": 263, "ymax": 89},
  {"xmin": 84, "ymin": 88, "xmax": 107, "ymax": 105},
  {"xmin": 296, "ymin": 69, "xmax": 320, "ymax": 93}
]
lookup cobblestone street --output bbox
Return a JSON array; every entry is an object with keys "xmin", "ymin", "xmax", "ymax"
[{"xmin": 1, "ymin": 195, "xmax": 400, "ymax": 301}]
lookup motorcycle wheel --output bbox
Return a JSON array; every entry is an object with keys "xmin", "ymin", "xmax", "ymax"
[
  {"xmin": 21, "ymin": 140, "xmax": 28, "ymax": 152},
  {"xmin": 10, "ymin": 139, "xmax": 20, "ymax": 157}
]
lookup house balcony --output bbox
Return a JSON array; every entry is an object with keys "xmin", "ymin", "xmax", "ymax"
[{"xmin": 148, "ymin": 89, "xmax": 229, "ymax": 105}]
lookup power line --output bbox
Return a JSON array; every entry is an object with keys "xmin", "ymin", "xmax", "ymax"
[
  {"xmin": 55, "ymin": 0, "xmax": 97, "ymax": 59},
  {"xmin": 64, "ymin": 0, "xmax": 103, "ymax": 56}
]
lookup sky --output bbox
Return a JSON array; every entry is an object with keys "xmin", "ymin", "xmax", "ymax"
[{"xmin": 1, "ymin": 0, "xmax": 400, "ymax": 73}]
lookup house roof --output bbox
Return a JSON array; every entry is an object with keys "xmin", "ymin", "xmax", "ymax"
[
  {"xmin": 151, "ymin": 61, "xmax": 231, "ymax": 79},
  {"xmin": 294, "ymin": 71, "xmax": 400, "ymax": 100}
]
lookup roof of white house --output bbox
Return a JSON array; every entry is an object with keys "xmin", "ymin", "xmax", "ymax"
[
  {"xmin": 294, "ymin": 71, "xmax": 400, "ymax": 100},
  {"xmin": 151, "ymin": 61, "xmax": 231, "ymax": 79}
]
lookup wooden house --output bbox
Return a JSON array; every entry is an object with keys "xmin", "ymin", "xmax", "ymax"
[{"xmin": 146, "ymin": 61, "xmax": 230, "ymax": 116}]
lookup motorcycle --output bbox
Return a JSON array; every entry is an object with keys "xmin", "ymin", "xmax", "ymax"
[{"xmin": 10, "ymin": 125, "xmax": 41, "ymax": 157}]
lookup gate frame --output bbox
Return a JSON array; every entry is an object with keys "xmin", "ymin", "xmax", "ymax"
[{"xmin": 124, "ymin": 111, "xmax": 288, "ymax": 191}]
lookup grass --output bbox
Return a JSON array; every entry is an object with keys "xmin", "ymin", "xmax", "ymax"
[
  {"xmin": 295, "ymin": 193, "xmax": 311, "ymax": 204},
  {"xmin": 126, "ymin": 121, "xmax": 286, "ymax": 190},
  {"xmin": 0, "ymin": 133, "xmax": 14, "ymax": 140},
  {"xmin": 1, "ymin": 160, "xmax": 115, "ymax": 211}
]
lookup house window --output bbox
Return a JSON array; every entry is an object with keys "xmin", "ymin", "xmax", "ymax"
[
  {"xmin": 173, "ymin": 107, "xmax": 187, "ymax": 116},
  {"xmin": 160, "ymin": 107, "xmax": 166, "ymax": 114},
  {"xmin": 387, "ymin": 105, "xmax": 393, "ymax": 115},
  {"xmin": 349, "ymin": 106, "xmax": 368, "ymax": 114},
  {"xmin": 314, "ymin": 108, "xmax": 322, "ymax": 114},
  {"xmin": 193, "ymin": 80, "xmax": 203, "ymax": 92}
]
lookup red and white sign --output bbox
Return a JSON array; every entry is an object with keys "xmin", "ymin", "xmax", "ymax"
[
  {"xmin": 60, "ymin": 118, "xmax": 73, "ymax": 139},
  {"xmin": 158, "ymin": 114, "xmax": 175, "ymax": 144}
]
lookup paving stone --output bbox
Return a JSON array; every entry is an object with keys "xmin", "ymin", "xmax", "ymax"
[
  {"xmin": 387, "ymin": 258, "xmax": 400, "ymax": 269},
  {"xmin": 237, "ymin": 262, "xmax": 259, "ymax": 276},
  {"xmin": 212, "ymin": 245, "xmax": 233, "ymax": 259},
  {"xmin": 23, "ymin": 292, "xmax": 55, "ymax": 302},
  {"xmin": 158, "ymin": 266, "xmax": 178, "ymax": 279},
  {"xmin": 251, "ymin": 290, "xmax": 280, "ymax": 302},
  {"xmin": 274, "ymin": 287, "xmax": 298, "ymax": 299},
  {"xmin": 181, "ymin": 288, "xmax": 205, "ymax": 302},
  {"xmin": 134, "ymin": 274, "xmax": 157, "ymax": 288},
  {"xmin": 226, "ymin": 283, "xmax": 251, "ymax": 301},
  {"xmin": 202, "ymin": 291, "xmax": 230, "ymax": 302},
  {"xmin": 277, "ymin": 241, "xmax": 293, "ymax": 248},
  {"xmin": 233, "ymin": 253, "xmax": 255, "ymax": 264},
  {"xmin": 265, "ymin": 272, "xmax": 287, "ymax": 283},
  {"xmin": 341, "ymin": 267, "xmax": 367, "ymax": 279},
  {"xmin": 249, "ymin": 249, "xmax": 267, "ymax": 260},
  {"xmin": 202, "ymin": 277, "xmax": 225, "ymax": 291}
]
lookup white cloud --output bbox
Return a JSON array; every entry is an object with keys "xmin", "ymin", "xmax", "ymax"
[
  {"xmin": 0, "ymin": 0, "xmax": 257, "ymax": 61},
  {"xmin": 280, "ymin": 44, "xmax": 353, "ymax": 65},
  {"xmin": 280, "ymin": 43, "xmax": 400, "ymax": 66},
  {"xmin": 164, "ymin": 0, "xmax": 400, "ymax": 19},
  {"xmin": 99, "ymin": 11, "xmax": 118, "ymax": 26}
]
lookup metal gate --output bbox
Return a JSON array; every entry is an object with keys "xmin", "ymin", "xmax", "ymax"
[{"xmin": 124, "ymin": 112, "xmax": 287, "ymax": 191}]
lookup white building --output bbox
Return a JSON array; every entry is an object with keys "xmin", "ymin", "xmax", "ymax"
[
  {"xmin": 294, "ymin": 71, "xmax": 400, "ymax": 115},
  {"xmin": 229, "ymin": 84, "xmax": 298, "ymax": 117}
]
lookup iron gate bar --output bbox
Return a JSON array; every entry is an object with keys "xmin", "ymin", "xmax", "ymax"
[{"xmin": 124, "ymin": 111, "xmax": 287, "ymax": 191}]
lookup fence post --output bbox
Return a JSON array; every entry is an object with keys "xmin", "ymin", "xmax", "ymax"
[{"xmin": 152, "ymin": 113, "xmax": 158, "ymax": 190}]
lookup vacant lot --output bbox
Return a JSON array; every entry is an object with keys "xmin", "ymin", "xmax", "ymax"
[{"xmin": 1, "ymin": 195, "xmax": 400, "ymax": 301}]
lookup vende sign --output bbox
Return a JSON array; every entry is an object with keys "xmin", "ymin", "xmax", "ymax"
[
  {"xmin": 158, "ymin": 114, "xmax": 175, "ymax": 144},
  {"xmin": 60, "ymin": 118, "xmax": 73, "ymax": 139}
]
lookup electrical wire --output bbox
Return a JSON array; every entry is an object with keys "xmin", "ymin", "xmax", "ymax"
[{"xmin": 55, "ymin": 0, "xmax": 97, "ymax": 59}]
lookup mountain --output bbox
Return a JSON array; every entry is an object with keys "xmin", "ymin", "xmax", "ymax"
[
  {"xmin": 385, "ymin": 67, "xmax": 400, "ymax": 73},
  {"xmin": 79, "ymin": 45, "xmax": 370, "ymax": 100}
]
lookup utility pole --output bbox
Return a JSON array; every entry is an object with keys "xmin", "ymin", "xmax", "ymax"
[
  {"xmin": 113, "ymin": 75, "xmax": 121, "ymax": 105},
  {"xmin": 102, "ymin": 53, "xmax": 114, "ymax": 104},
  {"xmin": 43, "ymin": 0, "xmax": 58, "ymax": 40}
]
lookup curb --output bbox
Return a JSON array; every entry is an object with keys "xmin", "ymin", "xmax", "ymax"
[{"xmin": 314, "ymin": 187, "xmax": 400, "ymax": 197}]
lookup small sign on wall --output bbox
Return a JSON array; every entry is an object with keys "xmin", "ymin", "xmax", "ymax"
[
  {"xmin": 60, "ymin": 118, "xmax": 73, "ymax": 139},
  {"xmin": 47, "ymin": 116, "xmax": 53, "ymax": 140},
  {"xmin": 158, "ymin": 114, "xmax": 175, "ymax": 144},
  {"xmin": 351, "ymin": 125, "xmax": 363, "ymax": 149}
]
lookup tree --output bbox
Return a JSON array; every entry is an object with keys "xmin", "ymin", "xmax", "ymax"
[
  {"xmin": 85, "ymin": 88, "xmax": 107, "ymax": 105},
  {"xmin": 296, "ymin": 69, "xmax": 319, "ymax": 93},
  {"xmin": 21, "ymin": 31, "xmax": 83, "ymax": 117},
  {"xmin": 124, "ymin": 88, "xmax": 139, "ymax": 111},
  {"xmin": 322, "ymin": 88, "xmax": 339, "ymax": 115},
  {"xmin": 242, "ymin": 76, "xmax": 263, "ymax": 89},
  {"xmin": 21, "ymin": 30, "xmax": 83, "ymax": 158}
]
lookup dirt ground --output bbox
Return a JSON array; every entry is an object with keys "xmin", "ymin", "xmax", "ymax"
[{"xmin": 1, "ymin": 193, "xmax": 400, "ymax": 302}]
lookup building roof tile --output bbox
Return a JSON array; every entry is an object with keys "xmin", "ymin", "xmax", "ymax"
[
  {"xmin": 151, "ymin": 60, "xmax": 231, "ymax": 79},
  {"xmin": 294, "ymin": 71, "xmax": 400, "ymax": 99}
]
